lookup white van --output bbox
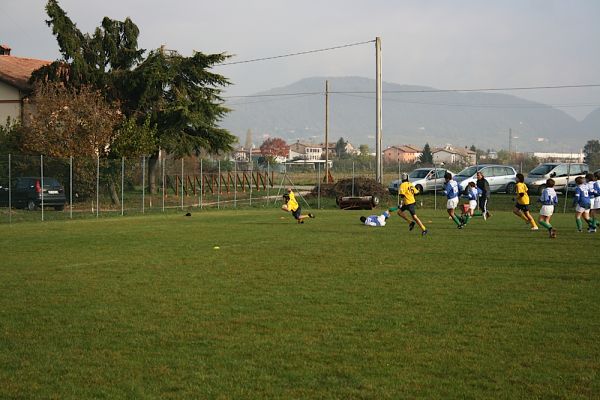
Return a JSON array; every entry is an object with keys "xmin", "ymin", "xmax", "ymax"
[{"xmin": 525, "ymin": 163, "xmax": 588, "ymax": 193}]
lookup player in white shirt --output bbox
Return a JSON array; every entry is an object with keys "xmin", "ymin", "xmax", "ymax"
[{"xmin": 538, "ymin": 178, "xmax": 558, "ymax": 238}]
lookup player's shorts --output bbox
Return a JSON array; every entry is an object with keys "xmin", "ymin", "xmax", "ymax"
[
  {"xmin": 592, "ymin": 197, "xmax": 600, "ymax": 210},
  {"xmin": 515, "ymin": 203, "xmax": 530, "ymax": 212},
  {"xmin": 400, "ymin": 203, "xmax": 416, "ymax": 216},
  {"xmin": 292, "ymin": 207, "xmax": 302, "ymax": 219},
  {"xmin": 540, "ymin": 205, "xmax": 554, "ymax": 217},
  {"xmin": 446, "ymin": 197, "xmax": 458, "ymax": 210},
  {"xmin": 469, "ymin": 200, "xmax": 477, "ymax": 211},
  {"xmin": 575, "ymin": 205, "xmax": 590, "ymax": 214}
]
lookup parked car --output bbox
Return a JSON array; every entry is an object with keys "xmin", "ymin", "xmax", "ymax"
[
  {"xmin": 0, "ymin": 177, "xmax": 66, "ymax": 211},
  {"xmin": 453, "ymin": 164, "xmax": 517, "ymax": 193},
  {"xmin": 566, "ymin": 168, "xmax": 599, "ymax": 193},
  {"xmin": 388, "ymin": 167, "xmax": 454, "ymax": 195},
  {"xmin": 525, "ymin": 163, "xmax": 588, "ymax": 194}
]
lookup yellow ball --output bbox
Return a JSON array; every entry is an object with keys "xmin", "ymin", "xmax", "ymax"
[{"xmin": 213, "ymin": 246, "xmax": 220, "ymax": 250}]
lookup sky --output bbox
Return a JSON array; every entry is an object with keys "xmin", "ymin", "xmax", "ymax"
[{"xmin": 2, "ymin": 0, "xmax": 600, "ymax": 121}]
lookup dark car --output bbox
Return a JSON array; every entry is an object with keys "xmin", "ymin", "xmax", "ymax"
[{"xmin": 0, "ymin": 177, "xmax": 66, "ymax": 211}]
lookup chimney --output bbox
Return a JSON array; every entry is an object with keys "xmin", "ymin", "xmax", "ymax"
[{"xmin": 0, "ymin": 44, "xmax": 11, "ymax": 56}]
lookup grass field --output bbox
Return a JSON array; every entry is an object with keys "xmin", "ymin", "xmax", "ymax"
[{"xmin": 1, "ymin": 207, "xmax": 599, "ymax": 399}]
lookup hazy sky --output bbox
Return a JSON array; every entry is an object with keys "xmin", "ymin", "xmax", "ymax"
[{"xmin": 2, "ymin": 0, "xmax": 600, "ymax": 120}]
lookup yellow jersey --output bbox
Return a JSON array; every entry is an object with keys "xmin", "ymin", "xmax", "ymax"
[
  {"xmin": 286, "ymin": 191, "xmax": 299, "ymax": 212},
  {"xmin": 516, "ymin": 182, "xmax": 530, "ymax": 205},
  {"xmin": 399, "ymin": 181, "xmax": 419, "ymax": 205}
]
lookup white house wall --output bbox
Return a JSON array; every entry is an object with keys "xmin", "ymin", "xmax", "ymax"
[{"xmin": 0, "ymin": 80, "xmax": 21, "ymax": 124}]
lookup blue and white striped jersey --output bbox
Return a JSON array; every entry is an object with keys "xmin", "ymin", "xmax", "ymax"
[{"xmin": 540, "ymin": 187, "xmax": 558, "ymax": 206}]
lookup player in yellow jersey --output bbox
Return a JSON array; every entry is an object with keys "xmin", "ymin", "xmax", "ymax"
[
  {"xmin": 282, "ymin": 187, "xmax": 315, "ymax": 224},
  {"xmin": 513, "ymin": 173, "xmax": 538, "ymax": 230},
  {"xmin": 393, "ymin": 173, "xmax": 428, "ymax": 236}
]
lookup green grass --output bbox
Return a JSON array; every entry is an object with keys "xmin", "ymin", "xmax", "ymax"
[{"xmin": 1, "ymin": 208, "xmax": 599, "ymax": 399}]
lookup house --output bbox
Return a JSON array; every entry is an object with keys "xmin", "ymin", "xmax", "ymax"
[
  {"xmin": 383, "ymin": 145, "xmax": 422, "ymax": 164},
  {"xmin": 0, "ymin": 45, "xmax": 51, "ymax": 124},
  {"xmin": 289, "ymin": 141, "xmax": 323, "ymax": 161},
  {"xmin": 432, "ymin": 145, "xmax": 476, "ymax": 165}
]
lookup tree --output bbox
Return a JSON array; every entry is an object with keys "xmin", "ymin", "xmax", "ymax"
[
  {"xmin": 21, "ymin": 82, "xmax": 123, "ymax": 158},
  {"xmin": 32, "ymin": 0, "xmax": 237, "ymax": 192},
  {"xmin": 335, "ymin": 137, "xmax": 348, "ymax": 159},
  {"xmin": 259, "ymin": 137, "xmax": 288, "ymax": 159},
  {"xmin": 419, "ymin": 143, "xmax": 433, "ymax": 165},
  {"xmin": 583, "ymin": 139, "xmax": 600, "ymax": 168},
  {"xmin": 359, "ymin": 144, "xmax": 370, "ymax": 156}
]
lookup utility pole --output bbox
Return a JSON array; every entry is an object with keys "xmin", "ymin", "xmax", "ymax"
[
  {"xmin": 325, "ymin": 80, "xmax": 329, "ymax": 182},
  {"xmin": 375, "ymin": 37, "xmax": 383, "ymax": 183}
]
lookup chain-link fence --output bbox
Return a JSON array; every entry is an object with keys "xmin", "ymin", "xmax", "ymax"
[{"xmin": 0, "ymin": 154, "xmax": 591, "ymax": 224}]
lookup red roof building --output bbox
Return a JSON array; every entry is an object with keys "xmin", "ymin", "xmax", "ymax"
[{"xmin": 0, "ymin": 46, "xmax": 51, "ymax": 124}]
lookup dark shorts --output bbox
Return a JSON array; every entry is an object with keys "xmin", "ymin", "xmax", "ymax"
[
  {"xmin": 400, "ymin": 203, "xmax": 417, "ymax": 216},
  {"xmin": 292, "ymin": 207, "xmax": 302, "ymax": 220},
  {"xmin": 515, "ymin": 203, "xmax": 529, "ymax": 212}
]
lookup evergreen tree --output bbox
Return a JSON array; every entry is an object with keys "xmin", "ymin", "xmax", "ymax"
[
  {"xmin": 32, "ymin": 1, "xmax": 237, "ymax": 191},
  {"xmin": 583, "ymin": 139, "xmax": 600, "ymax": 168},
  {"xmin": 419, "ymin": 143, "xmax": 433, "ymax": 165}
]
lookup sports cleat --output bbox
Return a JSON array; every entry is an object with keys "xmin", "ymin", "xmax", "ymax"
[
  {"xmin": 549, "ymin": 228, "xmax": 557, "ymax": 238},
  {"xmin": 421, "ymin": 229, "xmax": 428, "ymax": 236},
  {"xmin": 298, "ymin": 220, "xmax": 304, "ymax": 224},
  {"xmin": 531, "ymin": 227, "xmax": 539, "ymax": 231},
  {"xmin": 578, "ymin": 229, "xmax": 583, "ymax": 232},
  {"xmin": 457, "ymin": 224, "xmax": 464, "ymax": 229},
  {"xmin": 308, "ymin": 213, "xmax": 315, "ymax": 218},
  {"xmin": 485, "ymin": 211, "xmax": 491, "ymax": 219},
  {"xmin": 588, "ymin": 227, "xmax": 596, "ymax": 233},
  {"xmin": 482, "ymin": 213, "xmax": 487, "ymax": 221},
  {"xmin": 409, "ymin": 221, "xmax": 416, "ymax": 231}
]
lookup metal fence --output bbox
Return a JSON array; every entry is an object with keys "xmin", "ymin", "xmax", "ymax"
[{"xmin": 0, "ymin": 153, "xmax": 587, "ymax": 224}]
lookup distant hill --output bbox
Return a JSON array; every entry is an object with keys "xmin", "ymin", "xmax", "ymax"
[
  {"xmin": 221, "ymin": 76, "xmax": 596, "ymax": 152},
  {"xmin": 581, "ymin": 108, "xmax": 600, "ymax": 138}
]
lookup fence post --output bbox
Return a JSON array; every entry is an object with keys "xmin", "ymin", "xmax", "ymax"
[
  {"xmin": 200, "ymin": 159, "xmax": 203, "ymax": 210},
  {"xmin": 41, "ymin": 154, "xmax": 44, "ymax": 221},
  {"xmin": 352, "ymin": 161, "xmax": 355, "ymax": 197},
  {"xmin": 180, "ymin": 158, "xmax": 184, "ymax": 211},
  {"xmin": 317, "ymin": 163, "xmax": 321, "ymax": 209},
  {"xmin": 121, "ymin": 157, "xmax": 125, "ymax": 216},
  {"xmin": 96, "ymin": 155, "xmax": 99, "ymax": 218},
  {"xmin": 8, "ymin": 154, "xmax": 11, "ymax": 224},
  {"xmin": 70, "ymin": 156, "xmax": 73, "ymax": 219},
  {"xmin": 234, "ymin": 160, "xmax": 237, "ymax": 208},
  {"xmin": 142, "ymin": 155, "xmax": 145, "ymax": 214},
  {"xmin": 161, "ymin": 154, "xmax": 165, "ymax": 213},
  {"xmin": 217, "ymin": 160, "xmax": 221, "ymax": 209}
]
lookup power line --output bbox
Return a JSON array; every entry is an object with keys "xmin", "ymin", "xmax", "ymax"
[
  {"xmin": 223, "ymin": 83, "xmax": 600, "ymax": 100},
  {"xmin": 219, "ymin": 40, "xmax": 375, "ymax": 66}
]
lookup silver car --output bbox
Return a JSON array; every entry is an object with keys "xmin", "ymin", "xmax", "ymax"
[
  {"xmin": 388, "ymin": 167, "xmax": 454, "ymax": 195},
  {"xmin": 525, "ymin": 163, "xmax": 588, "ymax": 194},
  {"xmin": 454, "ymin": 165, "xmax": 517, "ymax": 193}
]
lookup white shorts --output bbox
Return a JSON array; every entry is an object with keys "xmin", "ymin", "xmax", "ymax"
[
  {"xmin": 469, "ymin": 200, "xmax": 477, "ymax": 211},
  {"xmin": 447, "ymin": 197, "xmax": 459, "ymax": 210},
  {"xmin": 592, "ymin": 197, "xmax": 600, "ymax": 210},
  {"xmin": 540, "ymin": 205, "xmax": 554, "ymax": 217},
  {"xmin": 575, "ymin": 205, "xmax": 590, "ymax": 214}
]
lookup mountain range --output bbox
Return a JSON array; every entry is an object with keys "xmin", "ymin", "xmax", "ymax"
[{"xmin": 221, "ymin": 76, "xmax": 600, "ymax": 153}]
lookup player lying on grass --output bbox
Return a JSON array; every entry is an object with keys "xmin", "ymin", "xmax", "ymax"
[
  {"xmin": 281, "ymin": 187, "xmax": 315, "ymax": 224},
  {"xmin": 360, "ymin": 211, "xmax": 390, "ymax": 227}
]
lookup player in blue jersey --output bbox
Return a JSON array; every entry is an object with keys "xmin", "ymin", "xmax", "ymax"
[
  {"xmin": 360, "ymin": 211, "xmax": 390, "ymax": 227},
  {"xmin": 588, "ymin": 172, "xmax": 600, "ymax": 230},
  {"xmin": 443, "ymin": 172, "xmax": 463, "ymax": 228},
  {"xmin": 573, "ymin": 176, "xmax": 595, "ymax": 233},
  {"xmin": 537, "ymin": 178, "xmax": 558, "ymax": 238},
  {"xmin": 460, "ymin": 181, "xmax": 479, "ymax": 226}
]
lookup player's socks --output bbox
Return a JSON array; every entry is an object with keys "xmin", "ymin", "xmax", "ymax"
[
  {"xmin": 576, "ymin": 218, "xmax": 583, "ymax": 231},
  {"xmin": 464, "ymin": 214, "xmax": 471, "ymax": 224},
  {"xmin": 452, "ymin": 215, "xmax": 462, "ymax": 226},
  {"xmin": 529, "ymin": 219, "xmax": 538, "ymax": 229},
  {"xmin": 419, "ymin": 222, "xmax": 426, "ymax": 231},
  {"xmin": 538, "ymin": 220, "xmax": 551, "ymax": 230}
]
